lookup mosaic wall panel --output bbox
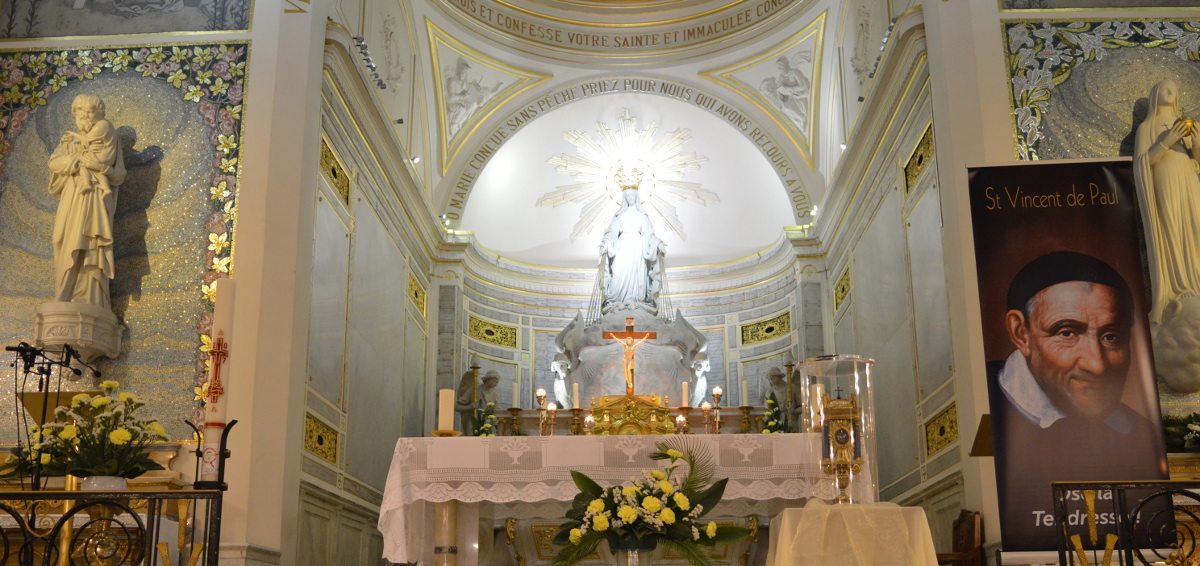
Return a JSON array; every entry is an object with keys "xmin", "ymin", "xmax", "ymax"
[
  {"xmin": 0, "ymin": 0, "xmax": 251, "ymax": 39},
  {"xmin": 1005, "ymin": 20, "xmax": 1200, "ymax": 161},
  {"xmin": 0, "ymin": 43, "xmax": 249, "ymax": 441}
]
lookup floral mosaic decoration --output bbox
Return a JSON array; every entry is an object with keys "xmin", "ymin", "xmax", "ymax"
[
  {"xmin": 1006, "ymin": 20, "xmax": 1200, "ymax": 160},
  {"xmin": 0, "ymin": 43, "xmax": 248, "ymax": 418}
]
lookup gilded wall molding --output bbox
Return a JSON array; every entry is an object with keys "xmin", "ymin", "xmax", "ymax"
[
  {"xmin": 740, "ymin": 312, "xmax": 791, "ymax": 346},
  {"xmin": 903, "ymin": 124, "xmax": 933, "ymax": 195},
  {"xmin": 924, "ymin": 403, "xmax": 958, "ymax": 458},
  {"xmin": 320, "ymin": 138, "xmax": 351, "ymax": 204},
  {"xmin": 304, "ymin": 413, "xmax": 340, "ymax": 465},
  {"xmin": 833, "ymin": 268, "xmax": 850, "ymax": 312},
  {"xmin": 408, "ymin": 272, "xmax": 427, "ymax": 316},
  {"xmin": 469, "ymin": 314, "xmax": 518, "ymax": 348}
]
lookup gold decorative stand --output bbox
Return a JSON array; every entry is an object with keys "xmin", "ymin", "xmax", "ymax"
[
  {"xmin": 739, "ymin": 406, "xmax": 753, "ymax": 433},
  {"xmin": 590, "ymin": 395, "xmax": 676, "ymax": 435}
]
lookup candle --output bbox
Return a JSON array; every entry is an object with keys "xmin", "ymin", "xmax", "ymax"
[
  {"xmin": 810, "ymin": 383, "xmax": 825, "ymax": 427},
  {"xmin": 675, "ymin": 414, "xmax": 685, "ymax": 428},
  {"xmin": 438, "ymin": 389, "xmax": 454, "ymax": 431},
  {"xmin": 584, "ymin": 415, "xmax": 595, "ymax": 431},
  {"xmin": 741, "ymin": 381, "xmax": 749, "ymax": 406},
  {"xmin": 572, "ymin": 383, "xmax": 580, "ymax": 409},
  {"xmin": 682, "ymin": 382, "xmax": 689, "ymax": 407},
  {"xmin": 511, "ymin": 380, "xmax": 520, "ymax": 409},
  {"xmin": 536, "ymin": 388, "xmax": 547, "ymax": 408},
  {"xmin": 712, "ymin": 386, "xmax": 722, "ymax": 405},
  {"xmin": 701, "ymin": 401, "xmax": 711, "ymax": 411},
  {"xmin": 201, "ymin": 278, "xmax": 236, "ymax": 482},
  {"xmin": 784, "ymin": 350, "xmax": 794, "ymax": 366}
]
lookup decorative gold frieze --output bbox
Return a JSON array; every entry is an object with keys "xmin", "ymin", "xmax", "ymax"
[
  {"xmin": 319, "ymin": 139, "xmax": 350, "ymax": 205},
  {"xmin": 304, "ymin": 413, "xmax": 339, "ymax": 465},
  {"xmin": 408, "ymin": 273, "xmax": 426, "ymax": 316},
  {"xmin": 469, "ymin": 315, "xmax": 518, "ymax": 348},
  {"xmin": 590, "ymin": 395, "xmax": 677, "ymax": 436},
  {"xmin": 904, "ymin": 125, "xmax": 934, "ymax": 194},
  {"xmin": 925, "ymin": 403, "xmax": 959, "ymax": 458},
  {"xmin": 740, "ymin": 312, "xmax": 791, "ymax": 346},
  {"xmin": 833, "ymin": 269, "xmax": 851, "ymax": 312}
]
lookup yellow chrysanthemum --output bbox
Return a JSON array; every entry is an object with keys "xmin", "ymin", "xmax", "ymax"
[
  {"xmin": 119, "ymin": 392, "xmax": 138, "ymax": 403},
  {"xmin": 100, "ymin": 380, "xmax": 119, "ymax": 390},
  {"xmin": 641, "ymin": 496, "xmax": 662, "ymax": 513},
  {"xmin": 666, "ymin": 449, "xmax": 684, "ymax": 459},
  {"xmin": 59, "ymin": 425, "xmax": 77, "ymax": 440},
  {"xmin": 617, "ymin": 505, "xmax": 638, "ymax": 523},
  {"xmin": 72, "ymin": 393, "xmax": 91, "ymax": 405},
  {"xmin": 108, "ymin": 428, "xmax": 132, "ymax": 445},
  {"xmin": 661, "ymin": 507, "xmax": 676, "ymax": 524},
  {"xmin": 91, "ymin": 397, "xmax": 112, "ymax": 408},
  {"xmin": 569, "ymin": 528, "xmax": 582, "ymax": 545},
  {"xmin": 673, "ymin": 492, "xmax": 690, "ymax": 511},
  {"xmin": 650, "ymin": 470, "xmax": 666, "ymax": 480},
  {"xmin": 40, "ymin": 453, "xmax": 50, "ymax": 465},
  {"xmin": 593, "ymin": 514, "xmax": 610, "ymax": 532},
  {"xmin": 622, "ymin": 486, "xmax": 640, "ymax": 497},
  {"xmin": 658, "ymin": 480, "xmax": 675, "ymax": 495},
  {"xmin": 148, "ymin": 422, "xmax": 166, "ymax": 438},
  {"xmin": 587, "ymin": 499, "xmax": 605, "ymax": 513},
  {"xmin": 706, "ymin": 521, "xmax": 717, "ymax": 538}
]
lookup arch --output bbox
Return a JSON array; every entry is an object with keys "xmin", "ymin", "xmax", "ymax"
[{"xmin": 439, "ymin": 74, "xmax": 817, "ymax": 224}]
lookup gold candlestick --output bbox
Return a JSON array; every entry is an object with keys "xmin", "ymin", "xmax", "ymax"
[
  {"xmin": 432, "ymin": 430, "xmax": 462, "ymax": 438},
  {"xmin": 678, "ymin": 406, "xmax": 691, "ymax": 434},
  {"xmin": 571, "ymin": 408, "xmax": 583, "ymax": 435},
  {"xmin": 740, "ymin": 406, "xmax": 752, "ymax": 433},
  {"xmin": 508, "ymin": 407, "xmax": 523, "ymax": 436},
  {"xmin": 700, "ymin": 402, "xmax": 712, "ymax": 434}
]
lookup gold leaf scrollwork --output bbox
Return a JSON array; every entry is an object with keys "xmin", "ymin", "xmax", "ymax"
[
  {"xmin": 904, "ymin": 125, "xmax": 934, "ymax": 194},
  {"xmin": 303, "ymin": 413, "xmax": 338, "ymax": 465},
  {"xmin": 924, "ymin": 403, "xmax": 959, "ymax": 457},
  {"xmin": 740, "ymin": 312, "xmax": 791, "ymax": 346},
  {"xmin": 469, "ymin": 315, "xmax": 517, "ymax": 348},
  {"xmin": 833, "ymin": 269, "xmax": 851, "ymax": 312},
  {"xmin": 408, "ymin": 273, "xmax": 426, "ymax": 316},
  {"xmin": 320, "ymin": 139, "xmax": 350, "ymax": 205}
]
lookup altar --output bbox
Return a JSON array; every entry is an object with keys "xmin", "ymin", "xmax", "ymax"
[{"xmin": 378, "ymin": 433, "xmax": 875, "ymax": 565}]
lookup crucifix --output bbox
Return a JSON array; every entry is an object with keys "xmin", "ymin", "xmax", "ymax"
[
  {"xmin": 205, "ymin": 330, "xmax": 230, "ymax": 425},
  {"xmin": 603, "ymin": 317, "xmax": 656, "ymax": 395}
]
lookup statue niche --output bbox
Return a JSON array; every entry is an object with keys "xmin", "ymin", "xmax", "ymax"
[{"xmin": 552, "ymin": 184, "xmax": 708, "ymax": 408}]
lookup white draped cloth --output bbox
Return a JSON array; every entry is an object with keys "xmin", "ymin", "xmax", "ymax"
[
  {"xmin": 377, "ymin": 433, "xmax": 874, "ymax": 563},
  {"xmin": 767, "ymin": 500, "xmax": 938, "ymax": 566}
]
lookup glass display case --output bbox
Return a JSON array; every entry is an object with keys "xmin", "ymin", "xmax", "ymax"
[{"xmin": 797, "ymin": 354, "xmax": 877, "ymax": 504}]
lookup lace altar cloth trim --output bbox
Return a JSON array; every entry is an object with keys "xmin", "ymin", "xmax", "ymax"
[{"xmin": 379, "ymin": 433, "xmax": 875, "ymax": 562}]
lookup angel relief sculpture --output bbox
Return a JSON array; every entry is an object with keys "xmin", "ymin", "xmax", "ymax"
[{"xmin": 758, "ymin": 50, "xmax": 813, "ymax": 132}]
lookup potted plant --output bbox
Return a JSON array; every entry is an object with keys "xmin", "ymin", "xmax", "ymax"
[
  {"xmin": 552, "ymin": 438, "xmax": 749, "ymax": 566},
  {"xmin": 22, "ymin": 380, "xmax": 168, "ymax": 490}
]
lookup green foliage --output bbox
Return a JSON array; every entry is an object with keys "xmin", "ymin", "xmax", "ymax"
[
  {"xmin": 470, "ymin": 401, "xmax": 498, "ymax": 437},
  {"xmin": 762, "ymin": 392, "xmax": 790, "ymax": 433},
  {"xmin": 551, "ymin": 441, "xmax": 750, "ymax": 566}
]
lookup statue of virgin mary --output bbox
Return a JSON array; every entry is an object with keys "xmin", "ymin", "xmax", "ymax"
[{"xmin": 599, "ymin": 187, "xmax": 665, "ymax": 313}]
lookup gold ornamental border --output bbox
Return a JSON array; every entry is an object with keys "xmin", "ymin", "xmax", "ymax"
[
  {"xmin": 469, "ymin": 314, "xmax": 518, "ymax": 348},
  {"xmin": 304, "ymin": 413, "xmax": 339, "ymax": 466},
  {"xmin": 833, "ymin": 268, "xmax": 851, "ymax": 312},
  {"xmin": 904, "ymin": 124, "xmax": 933, "ymax": 195},
  {"xmin": 408, "ymin": 272, "xmax": 427, "ymax": 316},
  {"xmin": 320, "ymin": 138, "xmax": 351, "ymax": 205},
  {"xmin": 924, "ymin": 403, "xmax": 958, "ymax": 458},
  {"xmin": 740, "ymin": 312, "xmax": 791, "ymax": 346}
]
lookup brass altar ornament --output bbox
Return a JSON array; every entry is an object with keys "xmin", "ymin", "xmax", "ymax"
[
  {"xmin": 820, "ymin": 390, "xmax": 864, "ymax": 504},
  {"xmin": 589, "ymin": 394, "xmax": 676, "ymax": 435}
]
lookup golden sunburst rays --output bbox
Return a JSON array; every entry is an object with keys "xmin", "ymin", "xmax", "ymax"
[{"xmin": 538, "ymin": 109, "xmax": 716, "ymax": 242}]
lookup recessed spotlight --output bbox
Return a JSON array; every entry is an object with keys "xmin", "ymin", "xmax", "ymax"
[
  {"xmin": 412, "ymin": 156, "xmax": 421, "ymax": 164},
  {"xmin": 839, "ymin": 143, "xmax": 847, "ymax": 150}
]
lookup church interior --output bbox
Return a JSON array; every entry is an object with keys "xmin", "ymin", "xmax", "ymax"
[{"xmin": 0, "ymin": 0, "xmax": 1199, "ymax": 565}]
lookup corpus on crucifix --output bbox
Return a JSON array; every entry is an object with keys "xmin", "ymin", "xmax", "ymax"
[{"xmin": 603, "ymin": 317, "xmax": 656, "ymax": 395}]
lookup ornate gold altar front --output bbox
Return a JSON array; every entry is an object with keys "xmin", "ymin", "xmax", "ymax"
[{"xmin": 589, "ymin": 395, "xmax": 676, "ymax": 435}]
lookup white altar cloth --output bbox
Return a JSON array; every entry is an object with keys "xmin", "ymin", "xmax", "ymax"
[
  {"xmin": 766, "ymin": 501, "xmax": 937, "ymax": 566},
  {"xmin": 378, "ymin": 433, "xmax": 875, "ymax": 563}
]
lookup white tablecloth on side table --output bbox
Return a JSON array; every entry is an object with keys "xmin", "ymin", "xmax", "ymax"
[{"xmin": 766, "ymin": 501, "xmax": 937, "ymax": 566}]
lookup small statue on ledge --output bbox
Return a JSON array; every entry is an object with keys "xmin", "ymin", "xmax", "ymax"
[{"xmin": 456, "ymin": 369, "xmax": 500, "ymax": 433}]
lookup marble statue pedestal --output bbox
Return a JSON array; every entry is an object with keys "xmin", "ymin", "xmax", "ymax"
[{"xmin": 33, "ymin": 301, "xmax": 122, "ymax": 363}]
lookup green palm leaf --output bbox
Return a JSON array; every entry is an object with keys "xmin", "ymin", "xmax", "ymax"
[
  {"xmin": 659, "ymin": 538, "xmax": 716, "ymax": 566},
  {"xmin": 653, "ymin": 437, "xmax": 714, "ymax": 492}
]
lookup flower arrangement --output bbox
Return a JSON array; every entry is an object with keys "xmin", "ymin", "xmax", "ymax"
[
  {"xmin": 1163, "ymin": 413, "xmax": 1200, "ymax": 453},
  {"xmin": 552, "ymin": 438, "xmax": 749, "ymax": 566},
  {"xmin": 761, "ymin": 392, "xmax": 790, "ymax": 434},
  {"xmin": 5, "ymin": 381, "xmax": 168, "ymax": 479},
  {"xmin": 471, "ymin": 401, "xmax": 498, "ymax": 437}
]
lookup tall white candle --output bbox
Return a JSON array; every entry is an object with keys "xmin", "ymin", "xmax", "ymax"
[
  {"xmin": 438, "ymin": 389, "xmax": 454, "ymax": 431},
  {"xmin": 741, "ymin": 381, "xmax": 749, "ymax": 407},
  {"xmin": 682, "ymin": 382, "xmax": 689, "ymax": 407},
  {"xmin": 201, "ymin": 277, "xmax": 236, "ymax": 482},
  {"xmin": 572, "ymin": 382, "xmax": 580, "ymax": 409},
  {"xmin": 511, "ymin": 380, "xmax": 520, "ymax": 409}
]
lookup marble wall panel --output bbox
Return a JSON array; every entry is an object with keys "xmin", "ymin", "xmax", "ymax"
[
  {"xmin": 343, "ymin": 205, "xmax": 406, "ymax": 489},
  {"xmin": 307, "ymin": 197, "xmax": 350, "ymax": 406},
  {"xmin": 906, "ymin": 187, "xmax": 953, "ymax": 397},
  {"xmin": 853, "ymin": 190, "xmax": 920, "ymax": 488}
]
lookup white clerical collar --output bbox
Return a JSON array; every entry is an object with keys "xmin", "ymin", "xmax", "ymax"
[{"xmin": 998, "ymin": 350, "xmax": 1133, "ymax": 434}]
